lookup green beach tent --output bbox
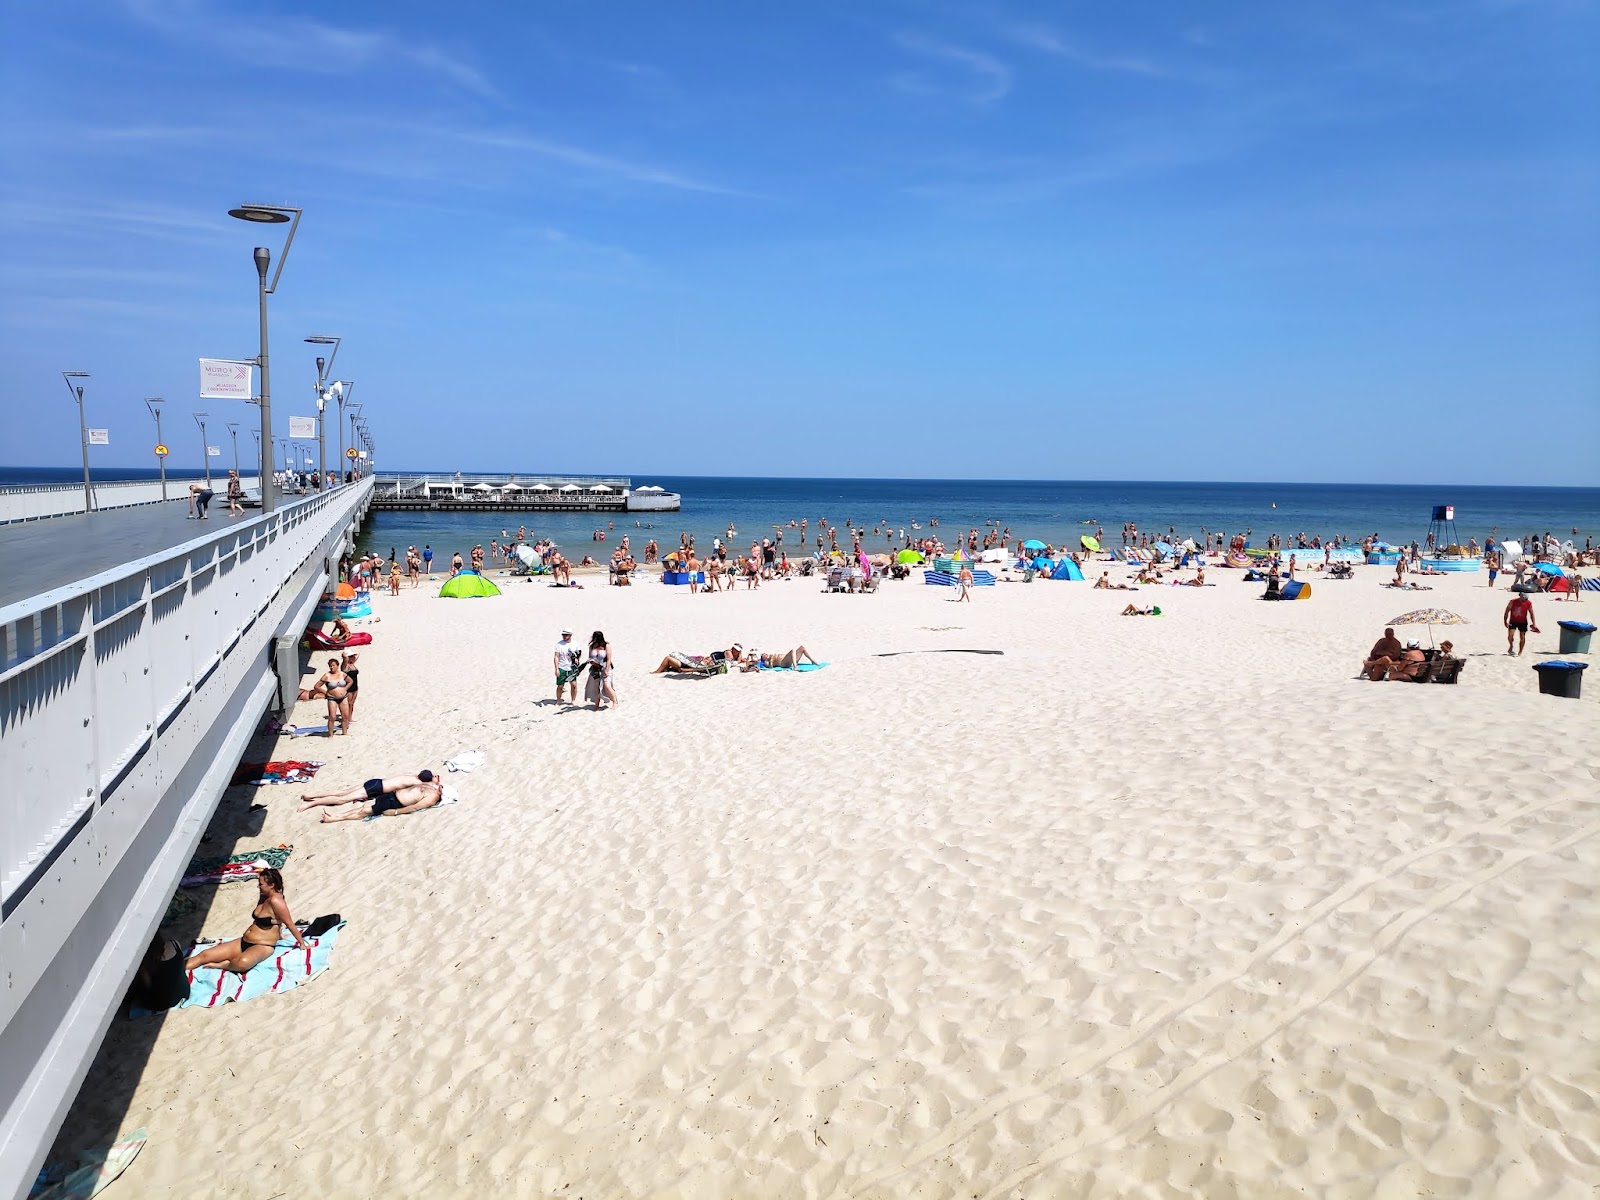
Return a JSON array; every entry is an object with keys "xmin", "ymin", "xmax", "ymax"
[
  {"xmin": 438, "ymin": 573, "xmax": 502, "ymax": 598},
  {"xmin": 895, "ymin": 549, "xmax": 925, "ymax": 564}
]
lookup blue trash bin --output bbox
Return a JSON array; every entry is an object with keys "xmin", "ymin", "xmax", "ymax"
[
  {"xmin": 1557, "ymin": 621, "xmax": 1595, "ymax": 654},
  {"xmin": 1532, "ymin": 660, "xmax": 1587, "ymax": 698}
]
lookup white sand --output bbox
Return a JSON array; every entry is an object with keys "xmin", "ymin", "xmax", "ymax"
[{"xmin": 55, "ymin": 563, "xmax": 1599, "ymax": 1197}]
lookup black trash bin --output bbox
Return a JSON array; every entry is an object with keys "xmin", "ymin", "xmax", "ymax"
[
  {"xmin": 1557, "ymin": 621, "xmax": 1595, "ymax": 654},
  {"xmin": 1532, "ymin": 660, "xmax": 1587, "ymax": 698}
]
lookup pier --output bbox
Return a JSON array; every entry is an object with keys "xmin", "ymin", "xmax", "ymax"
[
  {"xmin": 372, "ymin": 473, "xmax": 680, "ymax": 513},
  {"xmin": 0, "ymin": 479, "xmax": 374, "ymax": 1199}
]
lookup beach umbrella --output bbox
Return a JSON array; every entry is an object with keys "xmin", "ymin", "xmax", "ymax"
[
  {"xmin": 499, "ymin": 481, "xmax": 521, "ymax": 491},
  {"xmin": 559, "ymin": 484, "xmax": 581, "ymax": 493},
  {"xmin": 530, "ymin": 483, "xmax": 553, "ymax": 492},
  {"xmin": 590, "ymin": 484, "xmax": 613, "ymax": 493},
  {"xmin": 896, "ymin": 549, "xmax": 924, "ymax": 564},
  {"xmin": 1531, "ymin": 562, "xmax": 1566, "ymax": 577},
  {"xmin": 471, "ymin": 482, "xmax": 495, "ymax": 492},
  {"xmin": 439, "ymin": 573, "xmax": 502, "ymax": 598},
  {"xmin": 1022, "ymin": 539, "xmax": 1046, "ymax": 551},
  {"xmin": 1081, "ymin": 535, "xmax": 1101, "ymax": 552},
  {"xmin": 1387, "ymin": 607, "xmax": 1467, "ymax": 649}
]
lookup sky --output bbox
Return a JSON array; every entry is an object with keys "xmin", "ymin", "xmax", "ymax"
[{"xmin": 1, "ymin": 0, "xmax": 1596, "ymax": 485}]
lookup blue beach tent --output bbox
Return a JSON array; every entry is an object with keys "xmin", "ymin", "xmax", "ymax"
[{"xmin": 1051, "ymin": 559, "xmax": 1085, "ymax": 581}]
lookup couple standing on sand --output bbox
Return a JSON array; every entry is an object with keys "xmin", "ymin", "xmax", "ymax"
[{"xmin": 554, "ymin": 628, "xmax": 619, "ymax": 710}]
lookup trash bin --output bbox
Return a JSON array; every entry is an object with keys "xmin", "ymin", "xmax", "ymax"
[
  {"xmin": 1557, "ymin": 621, "xmax": 1595, "ymax": 654},
  {"xmin": 1532, "ymin": 660, "xmax": 1587, "ymax": 699}
]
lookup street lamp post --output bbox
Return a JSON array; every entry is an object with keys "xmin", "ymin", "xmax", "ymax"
[
  {"xmin": 226, "ymin": 422, "xmax": 240, "ymax": 474},
  {"xmin": 194, "ymin": 412, "xmax": 210, "ymax": 484},
  {"xmin": 305, "ymin": 335, "xmax": 340, "ymax": 488},
  {"xmin": 145, "ymin": 397, "xmax": 167, "ymax": 500},
  {"xmin": 227, "ymin": 203, "xmax": 302, "ymax": 515},
  {"xmin": 62, "ymin": 371, "xmax": 93, "ymax": 513},
  {"xmin": 346, "ymin": 396, "xmax": 361, "ymax": 479}
]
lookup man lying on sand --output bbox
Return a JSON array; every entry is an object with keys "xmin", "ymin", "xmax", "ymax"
[
  {"xmin": 1122, "ymin": 604, "xmax": 1162, "ymax": 616},
  {"xmin": 299, "ymin": 770, "xmax": 445, "ymax": 822}
]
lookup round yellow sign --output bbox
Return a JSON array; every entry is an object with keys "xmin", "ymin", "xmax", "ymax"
[
  {"xmin": 346, "ymin": 448, "xmax": 358, "ymax": 458},
  {"xmin": 154, "ymin": 444, "xmax": 169, "ymax": 457}
]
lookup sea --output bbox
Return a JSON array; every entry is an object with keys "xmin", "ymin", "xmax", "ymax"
[{"xmin": 4, "ymin": 468, "xmax": 1598, "ymax": 558}]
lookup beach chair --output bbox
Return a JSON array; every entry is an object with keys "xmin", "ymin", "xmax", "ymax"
[
  {"xmin": 823, "ymin": 567, "xmax": 846, "ymax": 593},
  {"xmin": 1429, "ymin": 657, "xmax": 1465, "ymax": 685}
]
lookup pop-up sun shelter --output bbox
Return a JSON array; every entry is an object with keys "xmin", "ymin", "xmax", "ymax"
[
  {"xmin": 1051, "ymin": 559, "xmax": 1085, "ymax": 581},
  {"xmin": 439, "ymin": 573, "xmax": 502, "ymax": 598}
]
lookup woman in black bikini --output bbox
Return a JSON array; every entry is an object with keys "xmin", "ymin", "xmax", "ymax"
[
  {"xmin": 338, "ymin": 653, "xmax": 360, "ymax": 735},
  {"xmin": 185, "ymin": 868, "xmax": 307, "ymax": 973}
]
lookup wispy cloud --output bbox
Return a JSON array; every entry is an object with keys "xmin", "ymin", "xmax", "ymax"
[
  {"xmin": 446, "ymin": 127, "xmax": 739, "ymax": 195},
  {"xmin": 894, "ymin": 34, "xmax": 1012, "ymax": 104},
  {"xmin": 120, "ymin": 0, "xmax": 499, "ymax": 99},
  {"xmin": 1003, "ymin": 22, "xmax": 1171, "ymax": 79}
]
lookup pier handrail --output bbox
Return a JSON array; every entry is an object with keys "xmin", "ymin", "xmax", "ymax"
[{"xmin": 0, "ymin": 477, "xmax": 373, "ymax": 1199}]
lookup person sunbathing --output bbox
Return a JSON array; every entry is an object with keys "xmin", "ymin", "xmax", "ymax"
[
  {"xmin": 1385, "ymin": 639, "xmax": 1428, "ymax": 681},
  {"xmin": 185, "ymin": 868, "xmax": 308, "ymax": 973},
  {"xmin": 298, "ymin": 771, "xmax": 445, "ymax": 822},
  {"xmin": 740, "ymin": 644, "xmax": 819, "ymax": 670},
  {"xmin": 1121, "ymin": 604, "xmax": 1161, "ymax": 616},
  {"xmin": 1363, "ymin": 627, "xmax": 1404, "ymax": 680},
  {"xmin": 654, "ymin": 645, "xmax": 743, "ymax": 673}
]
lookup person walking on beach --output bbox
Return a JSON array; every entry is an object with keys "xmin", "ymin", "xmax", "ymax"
[
  {"xmin": 1504, "ymin": 593, "xmax": 1537, "ymax": 656},
  {"xmin": 957, "ymin": 563, "xmax": 973, "ymax": 602},
  {"xmin": 554, "ymin": 628, "xmax": 581, "ymax": 705},
  {"xmin": 1485, "ymin": 549, "xmax": 1499, "ymax": 588},
  {"xmin": 586, "ymin": 630, "xmax": 619, "ymax": 710}
]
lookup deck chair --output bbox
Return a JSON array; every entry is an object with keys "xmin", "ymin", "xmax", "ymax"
[{"xmin": 1430, "ymin": 657, "xmax": 1465, "ymax": 685}]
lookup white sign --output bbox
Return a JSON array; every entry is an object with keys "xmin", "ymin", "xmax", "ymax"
[
  {"xmin": 207, "ymin": 445, "xmax": 221, "ymax": 457},
  {"xmin": 288, "ymin": 416, "xmax": 317, "ymax": 439},
  {"xmin": 199, "ymin": 358, "xmax": 254, "ymax": 400},
  {"xmin": 87, "ymin": 428, "xmax": 109, "ymax": 445},
  {"xmin": 358, "ymin": 450, "xmax": 369, "ymax": 460}
]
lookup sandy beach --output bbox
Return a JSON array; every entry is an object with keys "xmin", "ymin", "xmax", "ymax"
[{"xmin": 54, "ymin": 562, "xmax": 1599, "ymax": 1198}]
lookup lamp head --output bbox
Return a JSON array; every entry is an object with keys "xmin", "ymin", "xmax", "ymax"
[
  {"xmin": 316, "ymin": 355, "xmax": 326, "ymax": 375},
  {"xmin": 229, "ymin": 206, "xmax": 291, "ymax": 224},
  {"xmin": 253, "ymin": 246, "xmax": 270, "ymax": 281}
]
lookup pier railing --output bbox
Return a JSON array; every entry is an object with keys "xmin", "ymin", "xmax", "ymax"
[
  {"xmin": 0, "ymin": 476, "xmax": 262, "ymax": 525},
  {"xmin": 0, "ymin": 477, "xmax": 373, "ymax": 1199}
]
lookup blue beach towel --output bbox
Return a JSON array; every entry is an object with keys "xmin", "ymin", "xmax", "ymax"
[
  {"xmin": 757, "ymin": 661, "xmax": 829, "ymax": 672},
  {"xmin": 180, "ymin": 922, "xmax": 346, "ymax": 1009}
]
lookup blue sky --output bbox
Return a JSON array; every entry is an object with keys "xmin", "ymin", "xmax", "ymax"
[{"xmin": 2, "ymin": 0, "xmax": 1596, "ymax": 484}]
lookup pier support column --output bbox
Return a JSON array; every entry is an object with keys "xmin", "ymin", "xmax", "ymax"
[{"xmin": 272, "ymin": 633, "xmax": 300, "ymax": 716}]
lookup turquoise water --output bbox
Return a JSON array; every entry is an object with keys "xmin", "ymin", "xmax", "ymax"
[{"xmin": 5, "ymin": 469, "xmax": 1597, "ymax": 559}]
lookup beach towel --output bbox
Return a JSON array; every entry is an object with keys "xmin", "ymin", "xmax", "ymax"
[
  {"xmin": 179, "ymin": 922, "xmax": 345, "ymax": 1009},
  {"xmin": 29, "ymin": 1127, "xmax": 146, "ymax": 1200},
  {"xmin": 286, "ymin": 722, "xmax": 335, "ymax": 738},
  {"xmin": 181, "ymin": 845, "xmax": 293, "ymax": 888},
  {"xmin": 230, "ymin": 760, "xmax": 323, "ymax": 786},
  {"xmin": 445, "ymin": 750, "xmax": 484, "ymax": 773},
  {"xmin": 757, "ymin": 662, "xmax": 829, "ymax": 672}
]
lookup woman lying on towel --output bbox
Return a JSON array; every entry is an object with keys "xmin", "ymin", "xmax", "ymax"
[
  {"xmin": 740, "ymin": 644, "xmax": 820, "ymax": 670},
  {"xmin": 185, "ymin": 868, "xmax": 308, "ymax": 974},
  {"xmin": 1122, "ymin": 604, "xmax": 1162, "ymax": 616}
]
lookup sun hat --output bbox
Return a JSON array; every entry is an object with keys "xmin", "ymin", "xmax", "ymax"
[{"xmin": 1405, "ymin": 638, "xmax": 1421, "ymax": 648}]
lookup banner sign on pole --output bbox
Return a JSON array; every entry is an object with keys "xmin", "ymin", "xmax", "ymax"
[
  {"xmin": 288, "ymin": 416, "xmax": 317, "ymax": 439},
  {"xmin": 87, "ymin": 428, "xmax": 110, "ymax": 445},
  {"xmin": 358, "ymin": 450, "xmax": 369, "ymax": 460},
  {"xmin": 199, "ymin": 358, "xmax": 254, "ymax": 400},
  {"xmin": 207, "ymin": 445, "xmax": 221, "ymax": 457}
]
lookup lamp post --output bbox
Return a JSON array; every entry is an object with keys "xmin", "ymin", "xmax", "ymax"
[
  {"xmin": 226, "ymin": 422, "xmax": 240, "ymax": 474},
  {"xmin": 62, "ymin": 371, "xmax": 93, "ymax": 513},
  {"xmin": 194, "ymin": 412, "xmax": 210, "ymax": 484},
  {"xmin": 305, "ymin": 335, "xmax": 340, "ymax": 487},
  {"xmin": 227, "ymin": 203, "xmax": 302, "ymax": 515},
  {"xmin": 346, "ymin": 397, "xmax": 361, "ymax": 480},
  {"xmin": 144, "ymin": 397, "xmax": 167, "ymax": 500}
]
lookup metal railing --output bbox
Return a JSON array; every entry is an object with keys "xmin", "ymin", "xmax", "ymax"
[
  {"xmin": 0, "ymin": 477, "xmax": 373, "ymax": 1200},
  {"xmin": 0, "ymin": 477, "xmax": 261, "ymax": 524}
]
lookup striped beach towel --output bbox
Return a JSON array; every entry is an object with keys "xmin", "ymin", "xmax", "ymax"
[{"xmin": 180, "ymin": 922, "xmax": 346, "ymax": 1009}]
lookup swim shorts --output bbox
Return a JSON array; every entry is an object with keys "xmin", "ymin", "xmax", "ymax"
[
  {"xmin": 1509, "ymin": 621, "xmax": 1528, "ymax": 632},
  {"xmin": 362, "ymin": 777, "xmax": 384, "ymax": 800},
  {"xmin": 371, "ymin": 794, "xmax": 402, "ymax": 816}
]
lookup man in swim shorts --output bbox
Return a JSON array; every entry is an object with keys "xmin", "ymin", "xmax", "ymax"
[
  {"xmin": 298, "ymin": 770, "xmax": 445, "ymax": 822},
  {"xmin": 1504, "ymin": 593, "xmax": 1536, "ymax": 656},
  {"xmin": 554, "ymin": 628, "xmax": 582, "ymax": 703}
]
